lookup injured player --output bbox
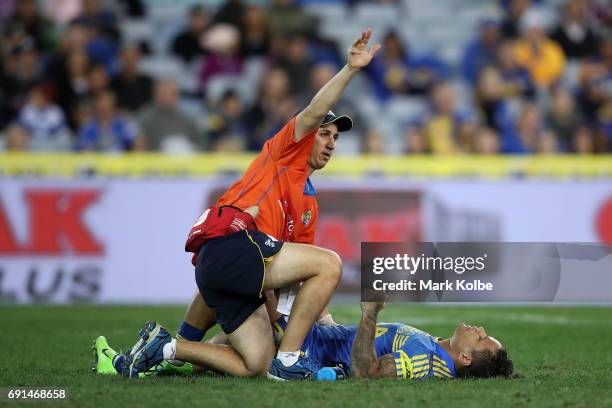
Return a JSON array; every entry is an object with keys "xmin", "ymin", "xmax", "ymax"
[{"xmin": 93, "ymin": 301, "xmax": 513, "ymax": 381}]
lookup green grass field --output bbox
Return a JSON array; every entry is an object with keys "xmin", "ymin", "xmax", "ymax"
[{"xmin": 1, "ymin": 304, "xmax": 611, "ymax": 408}]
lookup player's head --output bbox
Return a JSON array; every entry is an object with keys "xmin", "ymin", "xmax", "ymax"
[
  {"xmin": 450, "ymin": 322, "xmax": 513, "ymax": 379},
  {"xmin": 308, "ymin": 111, "xmax": 352, "ymax": 171}
]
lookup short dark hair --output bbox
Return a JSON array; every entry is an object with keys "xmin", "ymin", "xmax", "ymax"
[{"xmin": 460, "ymin": 348, "xmax": 514, "ymax": 379}]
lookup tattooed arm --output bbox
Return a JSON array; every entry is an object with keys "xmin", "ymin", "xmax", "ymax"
[{"xmin": 350, "ymin": 302, "xmax": 397, "ymax": 378}]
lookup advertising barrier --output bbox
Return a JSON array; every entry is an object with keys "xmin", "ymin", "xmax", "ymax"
[{"xmin": 0, "ymin": 178, "xmax": 610, "ymax": 304}]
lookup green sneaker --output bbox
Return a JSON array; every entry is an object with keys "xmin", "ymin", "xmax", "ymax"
[
  {"xmin": 158, "ymin": 360, "xmax": 194, "ymax": 375},
  {"xmin": 92, "ymin": 336, "xmax": 118, "ymax": 375},
  {"xmin": 92, "ymin": 335, "xmax": 193, "ymax": 378}
]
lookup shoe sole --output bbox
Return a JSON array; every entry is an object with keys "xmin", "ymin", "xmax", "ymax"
[
  {"xmin": 130, "ymin": 321, "xmax": 158, "ymax": 356},
  {"xmin": 266, "ymin": 373, "xmax": 288, "ymax": 382},
  {"xmin": 91, "ymin": 336, "xmax": 114, "ymax": 374},
  {"xmin": 91, "ymin": 338, "xmax": 98, "ymax": 373},
  {"xmin": 128, "ymin": 322, "xmax": 162, "ymax": 378}
]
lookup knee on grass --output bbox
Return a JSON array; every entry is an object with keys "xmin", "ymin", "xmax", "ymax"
[{"xmin": 244, "ymin": 354, "xmax": 274, "ymax": 377}]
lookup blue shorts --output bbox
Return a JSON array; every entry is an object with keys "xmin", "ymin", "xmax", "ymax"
[{"xmin": 195, "ymin": 230, "xmax": 283, "ymax": 334}]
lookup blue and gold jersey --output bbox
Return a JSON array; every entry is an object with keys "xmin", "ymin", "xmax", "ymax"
[{"xmin": 273, "ymin": 318, "xmax": 456, "ymax": 380}]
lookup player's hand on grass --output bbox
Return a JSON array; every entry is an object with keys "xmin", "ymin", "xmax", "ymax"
[{"xmin": 347, "ymin": 28, "xmax": 381, "ymax": 70}]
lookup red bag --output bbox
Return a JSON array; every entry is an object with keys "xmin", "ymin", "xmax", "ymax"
[{"xmin": 185, "ymin": 205, "xmax": 257, "ymax": 265}]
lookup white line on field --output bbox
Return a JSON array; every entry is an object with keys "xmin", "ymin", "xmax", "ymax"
[{"xmin": 379, "ymin": 313, "xmax": 612, "ymax": 326}]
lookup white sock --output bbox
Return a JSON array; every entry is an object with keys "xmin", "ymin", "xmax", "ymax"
[
  {"xmin": 162, "ymin": 338, "xmax": 177, "ymax": 360},
  {"xmin": 277, "ymin": 351, "xmax": 300, "ymax": 367}
]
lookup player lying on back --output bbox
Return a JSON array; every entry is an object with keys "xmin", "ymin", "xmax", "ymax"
[
  {"xmin": 93, "ymin": 302, "xmax": 513, "ymax": 380},
  {"xmin": 346, "ymin": 301, "xmax": 512, "ymax": 379}
]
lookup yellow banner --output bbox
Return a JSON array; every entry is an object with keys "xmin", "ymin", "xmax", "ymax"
[{"xmin": 0, "ymin": 153, "xmax": 611, "ymax": 178}]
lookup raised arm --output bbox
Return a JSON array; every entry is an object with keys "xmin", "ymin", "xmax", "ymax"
[
  {"xmin": 350, "ymin": 301, "xmax": 396, "ymax": 378},
  {"xmin": 294, "ymin": 29, "xmax": 381, "ymax": 141}
]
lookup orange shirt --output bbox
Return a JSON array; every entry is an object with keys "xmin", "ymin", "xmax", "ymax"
[{"xmin": 217, "ymin": 118, "xmax": 318, "ymax": 243}]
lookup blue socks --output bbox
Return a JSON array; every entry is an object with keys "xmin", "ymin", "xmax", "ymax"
[{"xmin": 177, "ymin": 321, "xmax": 205, "ymax": 342}]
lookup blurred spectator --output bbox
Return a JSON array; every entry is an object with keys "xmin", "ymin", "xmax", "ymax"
[
  {"xmin": 171, "ymin": 5, "xmax": 209, "ymax": 64},
  {"xmin": 71, "ymin": 2, "xmax": 119, "ymax": 72},
  {"xmin": 87, "ymin": 63, "xmax": 111, "ymax": 99},
  {"xmin": 240, "ymin": 5, "xmax": 271, "ymax": 58},
  {"xmin": 577, "ymin": 37, "xmax": 612, "ymax": 121},
  {"xmin": 4, "ymin": 124, "xmax": 30, "ymax": 151},
  {"xmin": 0, "ymin": 0, "xmax": 16, "ymax": 20},
  {"xmin": 537, "ymin": 129, "xmax": 559, "ymax": 153},
  {"xmin": 278, "ymin": 35, "xmax": 314, "ymax": 96},
  {"xmin": 501, "ymin": 0, "xmax": 532, "ymax": 39},
  {"xmin": 16, "ymin": 84, "xmax": 71, "ymax": 151},
  {"xmin": 199, "ymin": 24, "xmax": 244, "ymax": 91},
  {"xmin": 111, "ymin": 44, "xmax": 153, "ymax": 112},
  {"xmin": 245, "ymin": 68, "xmax": 296, "ymax": 150},
  {"xmin": 361, "ymin": 129, "xmax": 385, "ymax": 154},
  {"xmin": 497, "ymin": 40, "xmax": 536, "ymax": 99},
  {"xmin": 405, "ymin": 128, "xmax": 428, "ymax": 154},
  {"xmin": 77, "ymin": 91, "xmax": 141, "ymax": 152},
  {"xmin": 207, "ymin": 90, "xmax": 249, "ymax": 151},
  {"xmin": 43, "ymin": 0, "xmax": 82, "ymax": 25},
  {"xmin": 4, "ymin": 0, "xmax": 57, "ymax": 52},
  {"xmin": 475, "ymin": 66, "xmax": 515, "ymax": 133},
  {"xmin": 474, "ymin": 127, "xmax": 501, "ymax": 154},
  {"xmin": 138, "ymin": 80, "xmax": 201, "ymax": 151},
  {"xmin": 118, "ymin": 0, "xmax": 146, "ymax": 18},
  {"xmin": 53, "ymin": 50, "xmax": 90, "ymax": 128},
  {"xmin": 572, "ymin": 124, "xmax": 595, "ymax": 153},
  {"xmin": 45, "ymin": 22, "xmax": 89, "ymax": 83},
  {"xmin": 514, "ymin": 10, "xmax": 566, "ymax": 88},
  {"xmin": 0, "ymin": 59, "xmax": 7, "ymax": 129},
  {"xmin": 462, "ymin": 19, "xmax": 502, "ymax": 84},
  {"xmin": 365, "ymin": 31, "xmax": 447, "ymax": 102},
  {"xmin": 596, "ymin": 98, "xmax": 612, "ymax": 152},
  {"xmin": 346, "ymin": 0, "xmax": 401, "ymax": 7},
  {"xmin": 212, "ymin": 0, "xmax": 245, "ymax": 30},
  {"xmin": 546, "ymin": 87, "xmax": 582, "ymax": 150},
  {"xmin": 501, "ymin": 102, "xmax": 542, "ymax": 153},
  {"xmin": 267, "ymin": 0, "xmax": 315, "ymax": 37},
  {"xmin": 83, "ymin": 27, "xmax": 119, "ymax": 74},
  {"xmin": 551, "ymin": 0, "xmax": 600, "ymax": 59},
  {"xmin": 583, "ymin": 0, "xmax": 612, "ymax": 32},
  {"xmin": 306, "ymin": 32, "xmax": 342, "ymax": 68},
  {"xmin": 409, "ymin": 82, "xmax": 476, "ymax": 154},
  {"xmin": 0, "ymin": 0, "xmax": 608, "ymax": 157},
  {"xmin": 72, "ymin": 0, "xmax": 119, "ymax": 43},
  {"xmin": 1, "ymin": 38, "xmax": 42, "ymax": 126},
  {"xmin": 72, "ymin": 100, "xmax": 93, "ymax": 132}
]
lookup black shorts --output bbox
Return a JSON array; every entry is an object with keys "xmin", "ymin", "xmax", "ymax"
[{"xmin": 194, "ymin": 230, "xmax": 283, "ymax": 334}]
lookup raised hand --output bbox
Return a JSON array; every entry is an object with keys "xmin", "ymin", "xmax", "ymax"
[{"xmin": 347, "ymin": 28, "xmax": 381, "ymax": 70}]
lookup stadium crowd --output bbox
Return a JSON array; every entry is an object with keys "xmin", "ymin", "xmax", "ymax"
[{"xmin": 0, "ymin": 0, "xmax": 611, "ymax": 154}]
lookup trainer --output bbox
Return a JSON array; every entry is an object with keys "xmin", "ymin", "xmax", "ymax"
[{"xmin": 117, "ymin": 29, "xmax": 381, "ymax": 381}]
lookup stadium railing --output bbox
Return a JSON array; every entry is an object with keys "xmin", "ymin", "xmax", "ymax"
[{"xmin": 1, "ymin": 153, "xmax": 611, "ymax": 179}]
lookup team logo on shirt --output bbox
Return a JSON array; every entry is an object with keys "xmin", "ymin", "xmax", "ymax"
[{"xmin": 301, "ymin": 210, "xmax": 312, "ymax": 226}]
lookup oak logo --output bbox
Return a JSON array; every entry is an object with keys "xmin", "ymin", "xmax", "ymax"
[
  {"xmin": 0, "ymin": 189, "xmax": 104, "ymax": 255},
  {"xmin": 596, "ymin": 196, "xmax": 612, "ymax": 244}
]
